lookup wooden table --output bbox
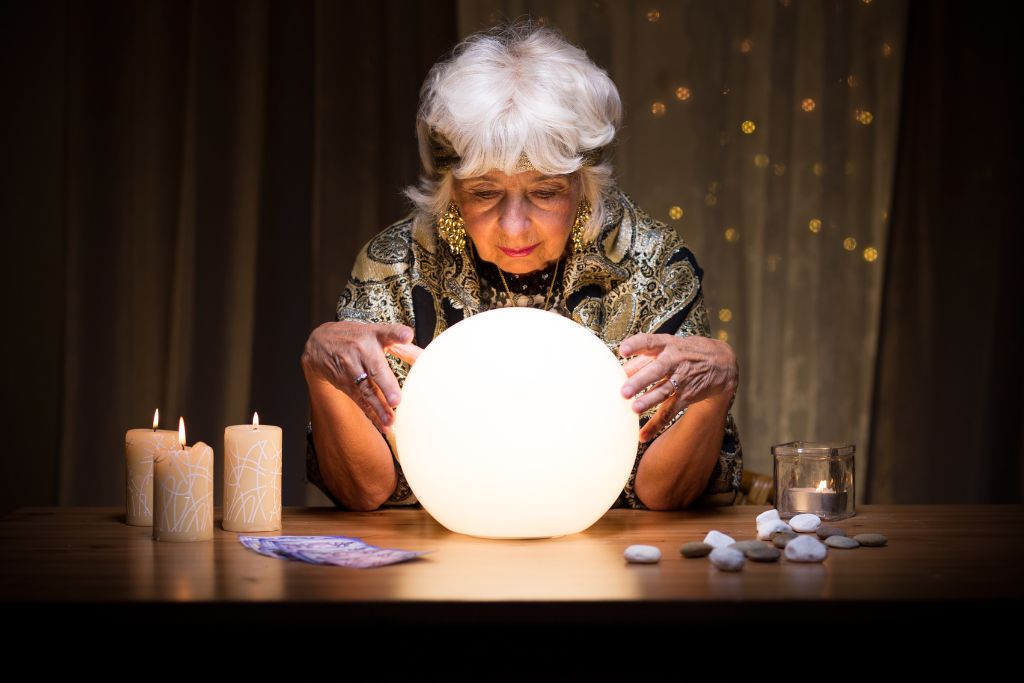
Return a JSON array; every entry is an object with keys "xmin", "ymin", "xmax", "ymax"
[{"xmin": 3, "ymin": 505, "xmax": 1021, "ymax": 654}]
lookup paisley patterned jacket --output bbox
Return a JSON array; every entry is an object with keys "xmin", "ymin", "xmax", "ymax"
[{"xmin": 305, "ymin": 189, "xmax": 743, "ymax": 509}]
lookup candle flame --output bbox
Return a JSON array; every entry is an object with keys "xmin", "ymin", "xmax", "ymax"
[
  {"xmin": 253, "ymin": 411, "xmax": 259, "ymax": 430},
  {"xmin": 178, "ymin": 417, "xmax": 186, "ymax": 450},
  {"xmin": 153, "ymin": 409, "xmax": 159, "ymax": 430},
  {"xmin": 816, "ymin": 480, "xmax": 827, "ymax": 492}
]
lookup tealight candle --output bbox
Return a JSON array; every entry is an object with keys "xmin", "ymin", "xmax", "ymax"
[
  {"xmin": 772, "ymin": 441, "xmax": 855, "ymax": 521},
  {"xmin": 223, "ymin": 412, "xmax": 282, "ymax": 532},
  {"xmin": 785, "ymin": 480, "xmax": 847, "ymax": 515},
  {"xmin": 124, "ymin": 409, "xmax": 178, "ymax": 526},
  {"xmin": 153, "ymin": 417, "xmax": 214, "ymax": 542}
]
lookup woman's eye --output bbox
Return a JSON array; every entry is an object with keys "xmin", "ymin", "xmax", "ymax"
[
  {"xmin": 472, "ymin": 191, "xmax": 499, "ymax": 199},
  {"xmin": 532, "ymin": 191, "xmax": 556, "ymax": 199}
]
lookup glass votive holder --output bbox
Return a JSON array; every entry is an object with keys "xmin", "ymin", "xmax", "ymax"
[{"xmin": 772, "ymin": 441, "xmax": 855, "ymax": 521}]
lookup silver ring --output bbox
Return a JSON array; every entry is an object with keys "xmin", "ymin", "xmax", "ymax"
[
  {"xmin": 668, "ymin": 377, "xmax": 679, "ymax": 397},
  {"xmin": 354, "ymin": 371, "xmax": 369, "ymax": 386}
]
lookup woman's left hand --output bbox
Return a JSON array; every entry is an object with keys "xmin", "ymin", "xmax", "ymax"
[{"xmin": 618, "ymin": 333, "xmax": 738, "ymax": 441}]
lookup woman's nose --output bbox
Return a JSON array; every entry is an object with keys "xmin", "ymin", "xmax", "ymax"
[{"xmin": 498, "ymin": 194, "xmax": 530, "ymax": 237}]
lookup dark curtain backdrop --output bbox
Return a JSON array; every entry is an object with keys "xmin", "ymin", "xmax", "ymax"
[
  {"xmin": 2, "ymin": 0, "xmax": 457, "ymax": 513},
  {"xmin": 868, "ymin": 1, "xmax": 1022, "ymax": 503},
  {"xmin": 2, "ymin": 0, "xmax": 1019, "ymax": 518}
]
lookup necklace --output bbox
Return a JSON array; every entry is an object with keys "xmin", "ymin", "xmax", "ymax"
[
  {"xmin": 469, "ymin": 240, "xmax": 562, "ymax": 311},
  {"xmin": 497, "ymin": 257, "xmax": 560, "ymax": 311}
]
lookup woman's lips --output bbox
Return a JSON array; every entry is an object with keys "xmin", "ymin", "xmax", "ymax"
[{"xmin": 499, "ymin": 243, "xmax": 539, "ymax": 257}]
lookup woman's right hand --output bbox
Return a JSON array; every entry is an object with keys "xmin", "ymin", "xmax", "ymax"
[{"xmin": 301, "ymin": 321, "xmax": 421, "ymax": 433}]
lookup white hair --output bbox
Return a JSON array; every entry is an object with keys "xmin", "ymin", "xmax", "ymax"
[{"xmin": 404, "ymin": 22, "xmax": 622, "ymax": 245}]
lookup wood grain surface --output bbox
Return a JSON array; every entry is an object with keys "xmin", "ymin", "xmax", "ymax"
[{"xmin": 3, "ymin": 504, "xmax": 1021, "ymax": 629}]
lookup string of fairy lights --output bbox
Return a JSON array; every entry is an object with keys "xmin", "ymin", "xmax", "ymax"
[
  {"xmin": 484, "ymin": 1, "xmax": 891, "ymax": 345},
  {"xmin": 641, "ymin": 0, "xmax": 890, "ymax": 343}
]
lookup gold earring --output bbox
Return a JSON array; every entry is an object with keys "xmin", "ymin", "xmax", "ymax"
[
  {"xmin": 571, "ymin": 199, "xmax": 592, "ymax": 254},
  {"xmin": 437, "ymin": 200, "xmax": 467, "ymax": 255}
]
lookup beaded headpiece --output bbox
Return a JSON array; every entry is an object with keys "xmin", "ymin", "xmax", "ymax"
[{"xmin": 428, "ymin": 129, "xmax": 604, "ymax": 173}]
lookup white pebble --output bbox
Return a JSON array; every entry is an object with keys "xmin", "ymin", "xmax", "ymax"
[
  {"xmin": 709, "ymin": 547, "xmax": 745, "ymax": 571},
  {"xmin": 624, "ymin": 545, "xmax": 661, "ymax": 563},
  {"xmin": 784, "ymin": 535, "xmax": 828, "ymax": 562},
  {"xmin": 757, "ymin": 520, "xmax": 793, "ymax": 540},
  {"xmin": 755, "ymin": 509, "xmax": 780, "ymax": 526},
  {"xmin": 703, "ymin": 530, "xmax": 736, "ymax": 549},
  {"xmin": 790, "ymin": 513, "xmax": 822, "ymax": 533}
]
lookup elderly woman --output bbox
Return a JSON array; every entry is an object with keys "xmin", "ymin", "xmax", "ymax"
[{"xmin": 301, "ymin": 24, "xmax": 742, "ymax": 512}]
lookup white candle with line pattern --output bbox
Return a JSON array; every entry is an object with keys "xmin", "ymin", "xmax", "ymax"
[
  {"xmin": 223, "ymin": 412, "xmax": 282, "ymax": 532},
  {"xmin": 153, "ymin": 417, "xmax": 214, "ymax": 542},
  {"xmin": 124, "ymin": 409, "xmax": 178, "ymax": 526}
]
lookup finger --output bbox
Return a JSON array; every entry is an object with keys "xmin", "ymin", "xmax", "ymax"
[
  {"xmin": 618, "ymin": 332, "xmax": 653, "ymax": 357},
  {"xmin": 378, "ymin": 323, "xmax": 414, "ymax": 346},
  {"xmin": 351, "ymin": 386, "xmax": 386, "ymax": 433},
  {"xmin": 354, "ymin": 356, "xmax": 398, "ymax": 427},
  {"xmin": 621, "ymin": 357, "xmax": 671, "ymax": 399},
  {"xmin": 639, "ymin": 399, "xmax": 675, "ymax": 441},
  {"xmin": 387, "ymin": 342, "xmax": 423, "ymax": 367},
  {"xmin": 621, "ymin": 354, "xmax": 656, "ymax": 376},
  {"xmin": 337, "ymin": 362, "xmax": 385, "ymax": 433},
  {"xmin": 367, "ymin": 382, "xmax": 397, "ymax": 434},
  {"xmin": 619, "ymin": 332, "xmax": 666, "ymax": 357},
  {"xmin": 620, "ymin": 355, "xmax": 656, "ymax": 398},
  {"xmin": 351, "ymin": 368, "xmax": 385, "ymax": 426},
  {"xmin": 630, "ymin": 373, "xmax": 683, "ymax": 413},
  {"xmin": 354, "ymin": 342, "xmax": 400, "ymax": 407}
]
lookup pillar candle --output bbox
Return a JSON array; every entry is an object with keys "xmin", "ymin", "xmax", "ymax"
[
  {"xmin": 124, "ymin": 409, "xmax": 178, "ymax": 526},
  {"xmin": 153, "ymin": 417, "xmax": 214, "ymax": 542},
  {"xmin": 223, "ymin": 412, "xmax": 282, "ymax": 532}
]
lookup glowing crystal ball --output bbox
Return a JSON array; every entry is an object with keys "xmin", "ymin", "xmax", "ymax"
[{"xmin": 391, "ymin": 307, "xmax": 639, "ymax": 539}]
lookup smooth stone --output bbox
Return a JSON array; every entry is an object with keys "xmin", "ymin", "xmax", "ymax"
[
  {"xmin": 771, "ymin": 531, "xmax": 799, "ymax": 548},
  {"xmin": 817, "ymin": 525, "xmax": 846, "ymax": 539},
  {"xmin": 790, "ymin": 513, "xmax": 822, "ymax": 533},
  {"xmin": 681, "ymin": 542, "xmax": 713, "ymax": 558},
  {"xmin": 784, "ymin": 535, "xmax": 828, "ymax": 562},
  {"xmin": 755, "ymin": 509, "xmax": 781, "ymax": 526},
  {"xmin": 854, "ymin": 533, "xmax": 888, "ymax": 547},
  {"xmin": 825, "ymin": 536, "xmax": 860, "ymax": 549},
  {"xmin": 709, "ymin": 547, "xmax": 745, "ymax": 571},
  {"xmin": 747, "ymin": 546, "xmax": 782, "ymax": 562},
  {"xmin": 757, "ymin": 520, "xmax": 793, "ymax": 540},
  {"xmin": 703, "ymin": 530, "xmax": 737, "ymax": 549},
  {"xmin": 729, "ymin": 540, "xmax": 771, "ymax": 553},
  {"xmin": 624, "ymin": 545, "xmax": 662, "ymax": 563}
]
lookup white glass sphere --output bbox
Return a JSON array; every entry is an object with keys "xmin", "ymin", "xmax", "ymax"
[{"xmin": 391, "ymin": 307, "xmax": 639, "ymax": 539}]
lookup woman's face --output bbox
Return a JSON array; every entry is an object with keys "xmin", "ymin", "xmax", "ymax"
[{"xmin": 452, "ymin": 170, "xmax": 581, "ymax": 275}]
